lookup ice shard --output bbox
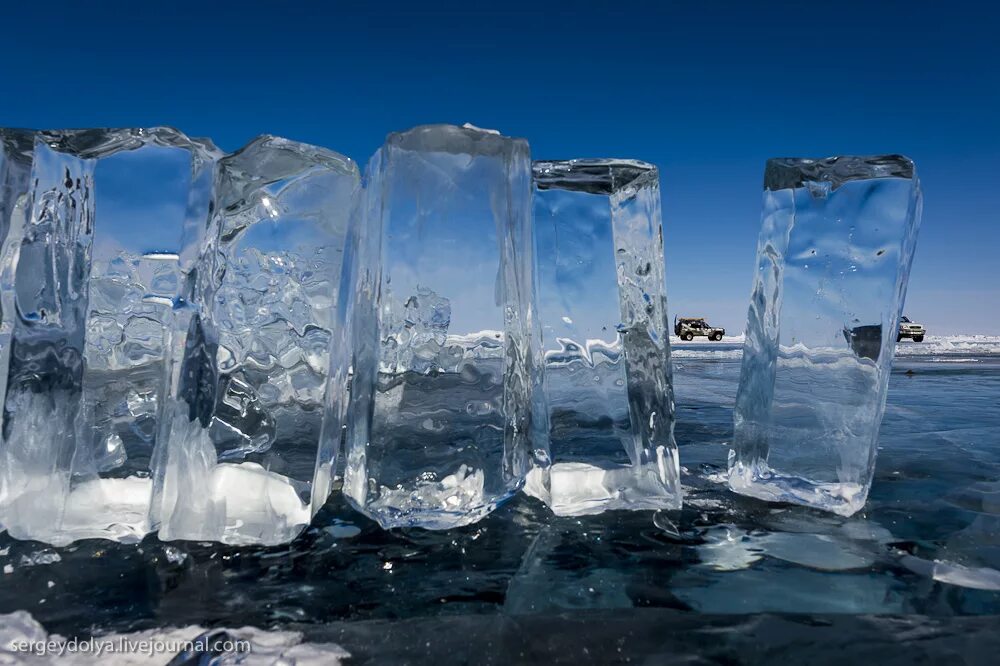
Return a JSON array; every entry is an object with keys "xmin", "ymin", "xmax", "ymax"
[
  {"xmin": 523, "ymin": 160, "xmax": 680, "ymax": 515},
  {"xmin": 729, "ymin": 156, "xmax": 922, "ymax": 516},
  {"xmin": 153, "ymin": 135, "xmax": 359, "ymax": 545},
  {"xmin": 0, "ymin": 128, "xmax": 220, "ymax": 545},
  {"xmin": 330, "ymin": 124, "xmax": 543, "ymax": 530}
]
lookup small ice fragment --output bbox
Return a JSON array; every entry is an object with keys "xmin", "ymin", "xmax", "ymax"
[
  {"xmin": 163, "ymin": 546, "xmax": 188, "ymax": 565},
  {"xmin": 900, "ymin": 554, "xmax": 1000, "ymax": 591},
  {"xmin": 19, "ymin": 551, "xmax": 61, "ymax": 567},
  {"xmin": 652, "ymin": 511, "xmax": 680, "ymax": 538}
]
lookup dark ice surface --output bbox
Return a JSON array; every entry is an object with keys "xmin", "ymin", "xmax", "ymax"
[
  {"xmin": 1, "ymin": 339, "xmax": 998, "ymax": 663},
  {"xmin": 305, "ymin": 611, "xmax": 1000, "ymax": 665}
]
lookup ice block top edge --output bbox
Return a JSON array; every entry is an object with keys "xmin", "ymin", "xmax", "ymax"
[
  {"xmin": 0, "ymin": 128, "xmax": 37, "ymax": 158},
  {"xmin": 385, "ymin": 123, "xmax": 528, "ymax": 158},
  {"xmin": 765, "ymin": 155, "xmax": 915, "ymax": 192},
  {"xmin": 31, "ymin": 127, "xmax": 224, "ymax": 159},
  {"xmin": 222, "ymin": 134, "xmax": 360, "ymax": 180},
  {"xmin": 532, "ymin": 159, "xmax": 657, "ymax": 195}
]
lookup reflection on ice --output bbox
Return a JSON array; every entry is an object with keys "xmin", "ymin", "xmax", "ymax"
[
  {"xmin": 523, "ymin": 455, "xmax": 680, "ymax": 517},
  {"xmin": 900, "ymin": 554, "xmax": 1000, "ymax": 592},
  {"xmin": 696, "ymin": 521, "xmax": 879, "ymax": 573},
  {"xmin": 672, "ymin": 566, "xmax": 907, "ymax": 614},
  {"xmin": 696, "ymin": 525, "xmax": 764, "ymax": 571}
]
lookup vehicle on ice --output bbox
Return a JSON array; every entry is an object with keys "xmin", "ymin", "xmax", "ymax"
[
  {"xmin": 897, "ymin": 316, "xmax": 925, "ymax": 342},
  {"xmin": 844, "ymin": 324, "xmax": 884, "ymax": 361},
  {"xmin": 674, "ymin": 316, "xmax": 725, "ymax": 341},
  {"xmin": 843, "ymin": 316, "xmax": 925, "ymax": 362}
]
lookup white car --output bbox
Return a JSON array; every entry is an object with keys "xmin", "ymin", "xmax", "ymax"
[{"xmin": 898, "ymin": 316, "xmax": 925, "ymax": 342}]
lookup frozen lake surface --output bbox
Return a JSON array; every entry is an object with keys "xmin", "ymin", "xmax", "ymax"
[{"xmin": 1, "ymin": 336, "xmax": 998, "ymax": 662}]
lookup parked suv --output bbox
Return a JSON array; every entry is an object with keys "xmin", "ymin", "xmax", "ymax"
[
  {"xmin": 844, "ymin": 324, "xmax": 884, "ymax": 361},
  {"xmin": 674, "ymin": 316, "xmax": 725, "ymax": 341},
  {"xmin": 897, "ymin": 316, "xmax": 925, "ymax": 342}
]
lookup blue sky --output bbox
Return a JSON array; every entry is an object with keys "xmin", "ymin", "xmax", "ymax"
[{"xmin": 2, "ymin": 0, "xmax": 997, "ymax": 334}]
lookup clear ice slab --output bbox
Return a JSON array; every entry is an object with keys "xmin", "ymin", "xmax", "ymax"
[
  {"xmin": 729, "ymin": 155, "xmax": 922, "ymax": 516},
  {"xmin": 524, "ymin": 160, "xmax": 680, "ymax": 516},
  {"xmin": 153, "ymin": 135, "xmax": 359, "ymax": 545},
  {"xmin": 331, "ymin": 124, "xmax": 543, "ymax": 530},
  {"xmin": 0, "ymin": 128, "xmax": 220, "ymax": 545},
  {"xmin": 0, "ymin": 130, "xmax": 34, "ymax": 424}
]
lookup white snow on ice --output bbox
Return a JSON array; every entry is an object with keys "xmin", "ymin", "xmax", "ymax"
[{"xmin": 668, "ymin": 335, "xmax": 1000, "ymax": 359}]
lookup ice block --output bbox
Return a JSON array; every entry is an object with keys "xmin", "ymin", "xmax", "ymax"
[
  {"xmin": 729, "ymin": 155, "xmax": 922, "ymax": 516},
  {"xmin": 0, "ymin": 128, "xmax": 220, "ymax": 545},
  {"xmin": 524, "ymin": 159, "xmax": 680, "ymax": 515},
  {"xmin": 331, "ymin": 124, "xmax": 544, "ymax": 530},
  {"xmin": 153, "ymin": 136, "xmax": 359, "ymax": 545}
]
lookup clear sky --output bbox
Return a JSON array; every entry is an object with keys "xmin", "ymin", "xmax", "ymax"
[{"xmin": 2, "ymin": 0, "xmax": 997, "ymax": 334}]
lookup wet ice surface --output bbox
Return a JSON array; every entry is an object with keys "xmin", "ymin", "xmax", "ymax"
[{"xmin": 0, "ymin": 338, "xmax": 997, "ymax": 660}]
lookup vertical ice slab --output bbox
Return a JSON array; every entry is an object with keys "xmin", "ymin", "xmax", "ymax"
[
  {"xmin": 523, "ymin": 160, "xmax": 680, "ymax": 516},
  {"xmin": 332, "ymin": 124, "xmax": 542, "ymax": 530},
  {"xmin": 0, "ymin": 128, "xmax": 220, "ymax": 545},
  {"xmin": 729, "ymin": 156, "xmax": 922, "ymax": 516},
  {"xmin": 0, "ymin": 130, "xmax": 35, "ymax": 447},
  {"xmin": 154, "ymin": 136, "xmax": 359, "ymax": 545}
]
